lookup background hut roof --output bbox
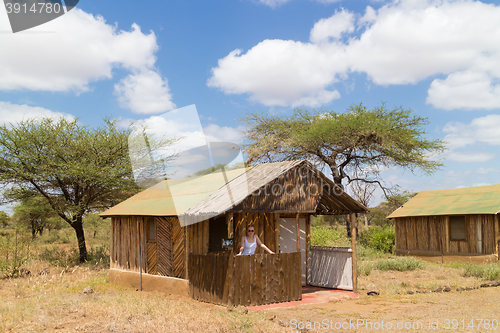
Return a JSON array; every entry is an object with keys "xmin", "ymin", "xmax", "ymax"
[
  {"xmin": 387, "ymin": 184, "xmax": 500, "ymax": 218},
  {"xmin": 100, "ymin": 160, "xmax": 367, "ymax": 219}
]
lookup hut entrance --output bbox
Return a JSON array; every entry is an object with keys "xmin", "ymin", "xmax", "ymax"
[{"xmin": 279, "ymin": 217, "xmax": 306, "ymax": 285}]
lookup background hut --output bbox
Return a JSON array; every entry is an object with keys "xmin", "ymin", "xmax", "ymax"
[
  {"xmin": 100, "ymin": 160, "xmax": 367, "ymax": 305},
  {"xmin": 388, "ymin": 184, "xmax": 500, "ymax": 263}
]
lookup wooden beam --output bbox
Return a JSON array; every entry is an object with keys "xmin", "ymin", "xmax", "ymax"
[
  {"xmin": 296, "ymin": 212, "xmax": 300, "ymax": 253},
  {"xmin": 275, "ymin": 213, "xmax": 280, "ymax": 253},
  {"xmin": 185, "ymin": 225, "xmax": 189, "ymax": 279},
  {"xmin": 495, "ymin": 214, "xmax": 499, "ymax": 257},
  {"xmin": 444, "ymin": 216, "xmax": 450, "ymax": 253},
  {"xmin": 305, "ymin": 214, "xmax": 310, "ymax": 285},
  {"xmin": 349, "ymin": 213, "xmax": 357, "ymax": 293},
  {"xmin": 227, "ymin": 212, "xmax": 234, "ymax": 252}
]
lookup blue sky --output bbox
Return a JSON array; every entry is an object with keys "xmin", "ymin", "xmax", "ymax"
[{"xmin": 1, "ymin": 0, "xmax": 500, "ymax": 206}]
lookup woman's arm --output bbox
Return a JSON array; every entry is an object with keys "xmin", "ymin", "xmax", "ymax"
[
  {"xmin": 255, "ymin": 235, "xmax": 274, "ymax": 254},
  {"xmin": 237, "ymin": 235, "xmax": 245, "ymax": 255}
]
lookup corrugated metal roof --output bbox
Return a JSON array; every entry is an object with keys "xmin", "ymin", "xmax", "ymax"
[
  {"xmin": 387, "ymin": 184, "xmax": 500, "ymax": 218},
  {"xmin": 100, "ymin": 160, "xmax": 367, "ymax": 222}
]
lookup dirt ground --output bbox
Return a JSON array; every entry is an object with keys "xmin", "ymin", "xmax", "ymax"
[{"xmin": 1, "ymin": 263, "xmax": 500, "ymax": 332}]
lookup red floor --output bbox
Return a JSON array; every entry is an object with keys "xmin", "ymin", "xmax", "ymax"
[{"xmin": 248, "ymin": 286, "xmax": 358, "ymax": 310}]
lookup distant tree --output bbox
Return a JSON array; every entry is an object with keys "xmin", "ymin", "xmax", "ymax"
[
  {"xmin": 84, "ymin": 213, "xmax": 102, "ymax": 238},
  {"xmin": 12, "ymin": 195, "xmax": 59, "ymax": 238},
  {"xmin": 0, "ymin": 117, "xmax": 177, "ymax": 262},
  {"xmin": 349, "ymin": 181, "xmax": 376, "ymax": 227},
  {"xmin": 241, "ymin": 103, "xmax": 445, "ymax": 195},
  {"xmin": 0, "ymin": 211, "xmax": 9, "ymax": 228},
  {"xmin": 368, "ymin": 190, "xmax": 417, "ymax": 226}
]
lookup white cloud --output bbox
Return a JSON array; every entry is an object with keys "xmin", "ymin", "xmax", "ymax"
[
  {"xmin": 207, "ymin": 40, "xmax": 343, "ymax": 107},
  {"xmin": 257, "ymin": 0, "xmax": 291, "ymax": 8},
  {"xmin": 443, "ymin": 114, "xmax": 500, "ymax": 149},
  {"xmin": 0, "ymin": 8, "xmax": 174, "ymax": 114},
  {"xmin": 203, "ymin": 124, "xmax": 244, "ymax": 144},
  {"xmin": 446, "ymin": 152, "xmax": 496, "ymax": 163},
  {"xmin": 452, "ymin": 152, "xmax": 497, "ymax": 164},
  {"xmin": 209, "ymin": 0, "xmax": 500, "ymax": 110},
  {"xmin": 115, "ymin": 70, "xmax": 176, "ymax": 114},
  {"xmin": 0, "ymin": 102, "xmax": 74, "ymax": 125},
  {"xmin": 310, "ymin": 9, "xmax": 355, "ymax": 44}
]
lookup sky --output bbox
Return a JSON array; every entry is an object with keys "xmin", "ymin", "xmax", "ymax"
[{"xmin": 1, "ymin": 0, "xmax": 500, "ymax": 207}]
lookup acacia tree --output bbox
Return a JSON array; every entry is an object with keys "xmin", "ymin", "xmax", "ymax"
[
  {"xmin": 0, "ymin": 211, "xmax": 9, "ymax": 228},
  {"xmin": 241, "ymin": 103, "xmax": 445, "ymax": 195},
  {"xmin": 0, "ymin": 117, "xmax": 149, "ymax": 262},
  {"xmin": 12, "ymin": 195, "xmax": 60, "ymax": 238}
]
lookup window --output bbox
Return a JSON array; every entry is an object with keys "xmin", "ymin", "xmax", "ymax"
[
  {"xmin": 147, "ymin": 217, "xmax": 155, "ymax": 241},
  {"xmin": 209, "ymin": 215, "xmax": 228, "ymax": 252},
  {"xmin": 450, "ymin": 216, "xmax": 466, "ymax": 241}
]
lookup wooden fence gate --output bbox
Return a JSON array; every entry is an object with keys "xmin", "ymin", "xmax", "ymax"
[{"xmin": 307, "ymin": 246, "xmax": 353, "ymax": 290}]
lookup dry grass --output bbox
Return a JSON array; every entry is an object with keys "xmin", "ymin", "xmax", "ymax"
[{"xmin": 0, "ymin": 260, "xmax": 290, "ymax": 333}]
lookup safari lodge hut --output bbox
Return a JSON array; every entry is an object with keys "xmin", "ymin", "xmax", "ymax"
[
  {"xmin": 100, "ymin": 160, "xmax": 367, "ymax": 306},
  {"xmin": 388, "ymin": 184, "xmax": 500, "ymax": 263}
]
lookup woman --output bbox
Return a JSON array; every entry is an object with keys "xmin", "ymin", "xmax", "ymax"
[{"xmin": 238, "ymin": 225, "xmax": 274, "ymax": 255}]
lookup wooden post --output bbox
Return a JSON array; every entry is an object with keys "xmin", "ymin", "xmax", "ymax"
[
  {"xmin": 296, "ymin": 212, "xmax": 300, "ymax": 253},
  {"xmin": 137, "ymin": 219, "xmax": 142, "ymax": 291},
  {"xmin": 495, "ymin": 214, "xmax": 499, "ymax": 258},
  {"xmin": 227, "ymin": 212, "xmax": 234, "ymax": 252},
  {"xmin": 275, "ymin": 213, "xmax": 280, "ymax": 253},
  {"xmin": 185, "ymin": 225, "xmax": 189, "ymax": 279},
  {"xmin": 350, "ymin": 213, "xmax": 357, "ymax": 293},
  {"xmin": 305, "ymin": 214, "xmax": 310, "ymax": 285},
  {"xmin": 444, "ymin": 216, "xmax": 450, "ymax": 253}
]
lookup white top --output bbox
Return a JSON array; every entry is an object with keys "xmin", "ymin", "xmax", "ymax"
[{"xmin": 242, "ymin": 236, "xmax": 257, "ymax": 255}]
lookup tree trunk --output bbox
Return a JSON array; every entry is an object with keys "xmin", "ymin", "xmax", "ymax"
[
  {"xmin": 72, "ymin": 216, "xmax": 87, "ymax": 263},
  {"xmin": 363, "ymin": 213, "xmax": 368, "ymax": 227},
  {"xmin": 345, "ymin": 214, "xmax": 352, "ymax": 238}
]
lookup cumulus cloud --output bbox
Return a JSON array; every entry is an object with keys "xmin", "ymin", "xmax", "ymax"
[
  {"xmin": 203, "ymin": 124, "xmax": 244, "ymax": 144},
  {"xmin": 209, "ymin": 0, "xmax": 500, "ymax": 110},
  {"xmin": 443, "ymin": 114, "xmax": 500, "ymax": 150},
  {"xmin": 115, "ymin": 70, "xmax": 176, "ymax": 114},
  {"xmin": 446, "ymin": 151, "xmax": 496, "ymax": 163},
  {"xmin": 257, "ymin": 0, "xmax": 292, "ymax": 8},
  {"xmin": 0, "ymin": 102, "xmax": 74, "ymax": 125},
  {"xmin": 0, "ymin": 8, "xmax": 174, "ymax": 113}
]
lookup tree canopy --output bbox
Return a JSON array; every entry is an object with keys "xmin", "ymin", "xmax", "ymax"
[
  {"xmin": 241, "ymin": 103, "xmax": 445, "ymax": 195},
  {"xmin": 12, "ymin": 195, "xmax": 61, "ymax": 238},
  {"xmin": 0, "ymin": 117, "xmax": 141, "ymax": 262}
]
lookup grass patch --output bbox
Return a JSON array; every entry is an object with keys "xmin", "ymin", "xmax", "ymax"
[
  {"xmin": 463, "ymin": 264, "xmax": 500, "ymax": 280},
  {"xmin": 311, "ymin": 225, "xmax": 351, "ymax": 247},
  {"xmin": 375, "ymin": 256, "xmax": 425, "ymax": 272}
]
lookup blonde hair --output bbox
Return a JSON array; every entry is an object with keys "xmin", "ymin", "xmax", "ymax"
[{"xmin": 246, "ymin": 224, "xmax": 254, "ymax": 230}]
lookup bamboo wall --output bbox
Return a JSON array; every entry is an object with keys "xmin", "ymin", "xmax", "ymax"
[
  {"xmin": 111, "ymin": 216, "xmax": 186, "ymax": 278},
  {"xmin": 395, "ymin": 214, "xmax": 497, "ymax": 255}
]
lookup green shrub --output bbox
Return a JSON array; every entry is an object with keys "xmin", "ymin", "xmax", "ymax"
[
  {"xmin": 87, "ymin": 245, "xmax": 110, "ymax": 267},
  {"xmin": 39, "ymin": 246, "xmax": 79, "ymax": 267},
  {"xmin": 311, "ymin": 225, "xmax": 350, "ymax": 247},
  {"xmin": 0, "ymin": 232, "xmax": 32, "ymax": 277},
  {"xmin": 463, "ymin": 264, "xmax": 500, "ymax": 280},
  {"xmin": 359, "ymin": 226, "xmax": 395, "ymax": 253},
  {"xmin": 358, "ymin": 260, "xmax": 375, "ymax": 276},
  {"xmin": 375, "ymin": 256, "xmax": 424, "ymax": 272}
]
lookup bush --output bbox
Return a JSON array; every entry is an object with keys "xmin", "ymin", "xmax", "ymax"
[
  {"xmin": 358, "ymin": 260, "xmax": 375, "ymax": 276},
  {"xmin": 375, "ymin": 256, "xmax": 424, "ymax": 272},
  {"xmin": 463, "ymin": 264, "xmax": 500, "ymax": 280},
  {"xmin": 311, "ymin": 225, "xmax": 350, "ymax": 247},
  {"xmin": 39, "ymin": 246, "xmax": 79, "ymax": 267},
  {"xmin": 87, "ymin": 245, "xmax": 110, "ymax": 267},
  {"xmin": 359, "ymin": 226, "xmax": 395, "ymax": 253},
  {"xmin": 0, "ymin": 231, "xmax": 32, "ymax": 278}
]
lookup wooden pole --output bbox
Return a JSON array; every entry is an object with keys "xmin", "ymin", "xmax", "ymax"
[
  {"xmin": 227, "ymin": 212, "xmax": 234, "ymax": 252},
  {"xmin": 296, "ymin": 212, "xmax": 300, "ymax": 253},
  {"xmin": 495, "ymin": 214, "xmax": 499, "ymax": 259},
  {"xmin": 138, "ymin": 219, "xmax": 142, "ymax": 291},
  {"xmin": 275, "ymin": 213, "xmax": 280, "ymax": 253},
  {"xmin": 305, "ymin": 214, "xmax": 310, "ymax": 285},
  {"xmin": 350, "ymin": 213, "xmax": 357, "ymax": 293},
  {"xmin": 185, "ymin": 225, "xmax": 189, "ymax": 279}
]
